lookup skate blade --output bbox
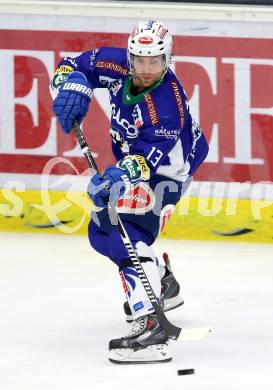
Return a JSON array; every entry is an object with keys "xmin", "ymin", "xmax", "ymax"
[
  {"xmin": 179, "ymin": 326, "xmax": 212, "ymax": 341},
  {"xmin": 109, "ymin": 344, "xmax": 172, "ymax": 364}
]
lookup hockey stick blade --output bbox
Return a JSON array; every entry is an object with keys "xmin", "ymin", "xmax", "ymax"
[
  {"xmin": 178, "ymin": 326, "xmax": 212, "ymax": 342},
  {"xmin": 151, "ymin": 300, "xmax": 212, "ymax": 342}
]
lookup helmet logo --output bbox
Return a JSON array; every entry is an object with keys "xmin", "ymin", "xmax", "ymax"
[
  {"xmin": 157, "ymin": 26, "xmax": 168, "ymax": 40},
  {"xmin": 138, "ymin": 36, "xmax": 153, "ymax": 45},
  {"xmin": 145, "ymin": 20, "xmax": 155, "ymax": 30}
]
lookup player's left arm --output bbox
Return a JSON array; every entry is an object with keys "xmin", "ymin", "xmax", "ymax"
[
  {"xmin": 87, "ymin": 116, "xmax": 181, "ymax": 209},
  {"xmin": 128, "ymin": 113, "xmax": 183, "ymax": 177}
]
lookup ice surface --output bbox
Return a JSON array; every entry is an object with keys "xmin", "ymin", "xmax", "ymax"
[{"xmin": 0, "ymin": 232, "xmax": 273, "ymax": 390}]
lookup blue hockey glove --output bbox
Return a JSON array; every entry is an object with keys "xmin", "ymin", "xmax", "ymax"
[
  {"xmin": 87, "ymin": 155, "xmax": 151, "ymax": 208},
  {"xmin": 87, "ymin": 167, "xmax": 131, "ymax": 208},
  {"xmin": 52, "ymin": 71, "xmax": 93, "ymax": 134}
]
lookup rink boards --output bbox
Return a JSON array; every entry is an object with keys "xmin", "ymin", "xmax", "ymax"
[{"xmin": 0, "ymin": 188, "xmax": 272, "ymax": 243}]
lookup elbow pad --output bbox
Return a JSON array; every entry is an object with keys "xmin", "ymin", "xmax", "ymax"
[
  {"xmin": 50, "ymin": 64, "xmax": 74, "ymax": 99},
  {"xmin": 117, "ymin": 155, "xmax": 150, "ymax": 184}
]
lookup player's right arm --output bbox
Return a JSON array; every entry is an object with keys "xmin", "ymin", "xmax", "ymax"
[
  {"xmin": 51, "ymin": 47, "xmax": 128, "ymax": 134},
  {"xmin": 50, "ymin": 47, "xmax": 128, "ymax": 98}
]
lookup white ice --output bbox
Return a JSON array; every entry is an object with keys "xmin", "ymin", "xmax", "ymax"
[{"xmin": 0, "ymin": 232, "xmax": 273, "ymax": 390}]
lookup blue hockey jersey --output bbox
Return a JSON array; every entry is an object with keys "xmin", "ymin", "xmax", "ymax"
[{"xmin": 51, "ymin": 47, "xmax": 209, "ymax": 182}]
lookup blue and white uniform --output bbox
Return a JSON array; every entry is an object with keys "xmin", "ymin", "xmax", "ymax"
[
  {"xmin": 52, "ymin": 46, "xmax": 209, "ymax": 320},
  {"xmin": 52, "ymin": 47, "xmax": 207, "ymax": 181}
]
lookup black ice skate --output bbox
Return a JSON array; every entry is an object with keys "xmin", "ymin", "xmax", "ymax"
[
  {"xmin": 123, "ymin": 253, "xmax": 184, "ymax": 322},
  {"xmin": 109, "ymin": 314, "xmax": 171, "ymax": 364}
]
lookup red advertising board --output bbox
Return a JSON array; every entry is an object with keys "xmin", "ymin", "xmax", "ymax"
[{"xmin": 0, "ymin": 30, "xmax": 272, "ymax": 183}]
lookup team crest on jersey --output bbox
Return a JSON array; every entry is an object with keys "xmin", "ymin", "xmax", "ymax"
[
  {"xmin": 132, "ymin": 105, "xmax": 144, "ymax": 129},
  {"xmin": 117, "ymin": 182, "xmax": 155, "ymax": 214}
]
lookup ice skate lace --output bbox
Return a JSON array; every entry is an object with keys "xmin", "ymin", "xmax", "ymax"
[{"xmin": 126, "ymin": 317, "xmax": 147, "ymax": 338}]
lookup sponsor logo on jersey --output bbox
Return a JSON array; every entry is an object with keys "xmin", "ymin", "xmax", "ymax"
[
  {"xmin": 171, "ymin": 81, "xmax": 184, "ymax": 128},
  {"xmin": 111, "ymin": 103, "xmax": 138, "ymax": 138},
  {"xmin": 120, "ymin": 158, "xmax": 139, "ymax": 181},
  {"xmin": 138, "ymin": 36, "xmax": 153, "ymax": 45},
  {"xmin": 155, "ymin": 127, "xmax": 179, "ymax": 140},
  {"xmin": 134, "ymin": 155, "xmax": 150, "ymax": 180},
  {"xmin": 132, "ymin": 104, "xmax": 144, "ymax": 129},
  {"xmin": 119, "ymin": 155, "xmax": 150, "ymax": 183},
  {"xmin": 56, "ymin": 65, "xmax": 74, "ymax": 75},
  {"xmin": 51, "ymin": 65, "xmax": 74, "ymax": 89},
  {"xmin": 144, "ymin": 93, "xmax": 159, "ymax": 125},
  {"xmin": 96, "ymin": 61, "xmax": 129, "ymax": 75}
]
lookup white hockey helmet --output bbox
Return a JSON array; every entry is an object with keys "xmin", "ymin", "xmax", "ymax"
[{"xmin": 128, "ymin": 20, "xmax": 173, "ymax": 72}]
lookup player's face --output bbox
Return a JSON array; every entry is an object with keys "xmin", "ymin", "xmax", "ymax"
[{"xmin": 132, "ymin": 55, "xmax": 165, "ymax": 90}]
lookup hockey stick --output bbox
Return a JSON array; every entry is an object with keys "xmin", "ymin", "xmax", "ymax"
[{"xmin": 72, "ymin": 121, "xmax": 211, "ymax": 342}]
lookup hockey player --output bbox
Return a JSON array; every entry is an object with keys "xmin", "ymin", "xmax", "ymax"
[{"xmin": 51, "ymin": 20, "xmax": 209, "ymax": 364}]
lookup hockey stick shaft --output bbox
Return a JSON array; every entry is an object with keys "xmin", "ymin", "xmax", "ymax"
[{"xmin": 72, "ymin": 122, "xmax": 211, "ymax": 342}]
